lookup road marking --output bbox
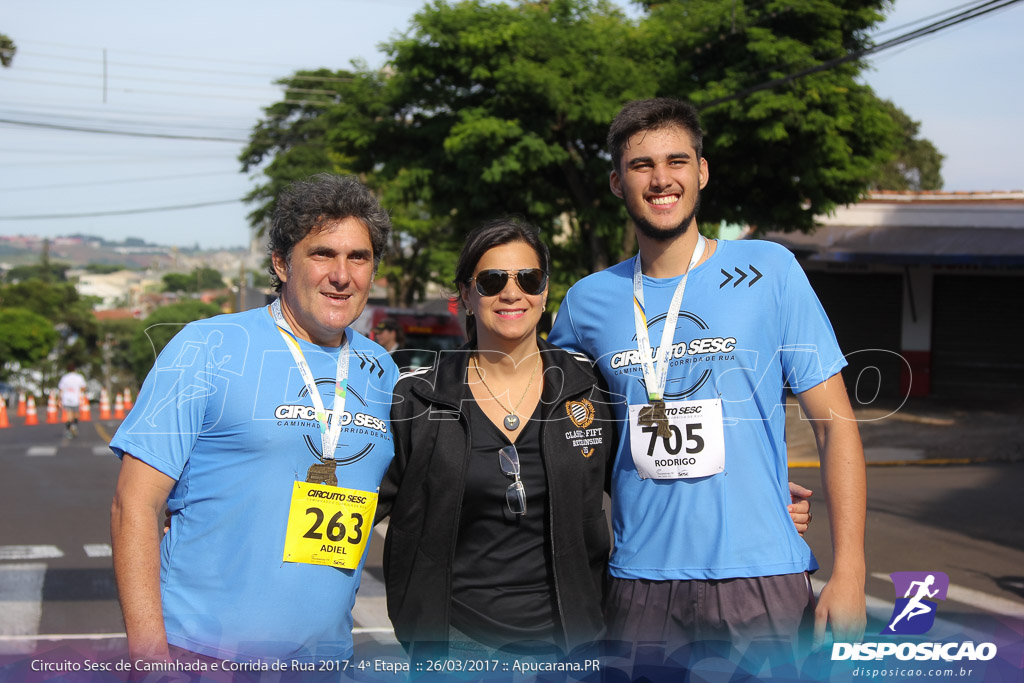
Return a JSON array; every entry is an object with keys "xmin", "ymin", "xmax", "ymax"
[
  {"xmin": 0, "ymin": 563, "xmax": 45, "ymax": 655},
  {"xmin": 26, "ymin": 446, "xmax": 57, "ymax": 457},
  {"xmin": 92, "ymin": 446, "xmax": 111, "ymax": 457},
  {"xmin": 0, "ymin": 546, "xmax": 63, "ymax": 561},
  {"xmin": 93, "ymin": 421, "xmax": 113, "ymax": 444},
  {"xmin": 870, "ymin": 572, "xmax": 1024, "ymax": 618},
  {"xmin": 83, "ymin": 544, "xmax": 112, "ymax": 558}
]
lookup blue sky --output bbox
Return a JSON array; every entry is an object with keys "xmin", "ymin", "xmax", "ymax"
[{"xmin": 1, "ymin": 0, "xmax": 1021, "ymax": 249}]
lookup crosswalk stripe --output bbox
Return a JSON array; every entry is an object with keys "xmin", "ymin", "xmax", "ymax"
[
  {"xmin": 83, "ymin": 544, "xmax": 112, "ymax": 558},
  {"xmin": 0, "ymin": 546, "xmax": 63, "ymax": 561},
  {"xmin": 82, "ymin": 544, "xmax": 110, "ymax": 561},
  {"xmin": 0, "ymin": 563, "xmax": 46, "ymax": 655},
  {"xmin": 92, "ymin": 446, "xmax": 111, "ymax": 456},
  {"xmin": 26, "ymin": 446, "xmax": 57, "ymax": 457},
  {"xmin": 869, "ymin": 572, "xmax": 1024, "ymax": 619}
]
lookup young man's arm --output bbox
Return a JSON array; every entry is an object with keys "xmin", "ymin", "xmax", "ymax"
[
  {"xmin": 796, "ymin": 373, "xmax": 867, "ymax": 647},
  {"xmin": 111, "ymin": 453, "xmax": 176, "ymax": 661}
]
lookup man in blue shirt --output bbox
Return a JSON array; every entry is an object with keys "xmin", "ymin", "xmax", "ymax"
[
  {"xmin": 549, "ymin": 98, "xmax": 866, "ymax": 649},
  {"xmin": 110, "ymin": 174, "xmax": 400, "ymax": 665}
]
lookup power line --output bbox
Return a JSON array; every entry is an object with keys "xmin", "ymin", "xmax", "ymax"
[
  {"xmin": 871, "ymin": 0, "xmax": 989, "ymax": 38},
  {"xmin": 0, "ymin": 118, "xmax": 248, "ymax": 143},
  {"xmin": 0, "ymin": 199, "xmax": 243, "ymax": 221},
  {"xmin": 10, "ymin": 46, "xmax": 358, "ymax": 84},
  {"xmin": 699, "ymin": 0, "xmax": 1024, "ymax": 110},
  {"xmin": 0, "ymin": 171, "xmax": 241, "ymax": 193}
]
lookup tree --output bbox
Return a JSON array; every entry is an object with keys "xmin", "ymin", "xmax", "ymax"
[
  {"xmin": 98, "ymin": 317, "xmax": 145, "ymax": 389},
  {"xmin": 4, "ymin": 261, "xmax": 70, "ymax": 284},
  {"xmin": 873, "ymin": 99, "xmax": 944, "ymax": 190},
  {"xmin": 128, "ymin": 301, "xmax": 221, "ymax": 379},
  {"xmin": 243, "ymin": 0, "xmax": 930, "ymax": 298},
  {"xmin": 0, "ymin": 33, "xmax": 15, "ymax": 68},
  {"xmin": 0, "ymin": 278, "xmax": 99, "ymax": 379},
  {"xmin": 0, "ymin": 308, "xmax": 58, "ymax": 377},
  {"xmin": 162, "ymin": 267, "xmax": 225, "ymax": 293}
]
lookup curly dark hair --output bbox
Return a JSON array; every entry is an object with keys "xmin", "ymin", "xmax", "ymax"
[
  {"xmin": 267, "ymin": 174, "xmax": 391, "ymax": 291},
  {"xmin": 607, "ymin": 97, "xmax": 704, "ymax": 172}
]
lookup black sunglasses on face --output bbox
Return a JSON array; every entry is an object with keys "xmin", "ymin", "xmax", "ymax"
[{"xmin": 469, "ymin": 268, "xmax": 548, "ymax": 297}]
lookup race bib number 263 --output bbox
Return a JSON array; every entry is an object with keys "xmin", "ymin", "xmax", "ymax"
[
  {"xmin": 282, "ymin": 481, "xmax": 378, "ymax": 570},
  {"xmin": 628, "ymin": 398, "xmax": 725, "ymax": 479}
]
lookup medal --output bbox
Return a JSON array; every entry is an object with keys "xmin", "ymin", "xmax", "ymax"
[
  {"xmin": 637, "ymin": 399, "xmax": 671, "ymax": 439},
  {"xmin": 305, "ymin": 460, "xmax": 338, "ymax": 486}
]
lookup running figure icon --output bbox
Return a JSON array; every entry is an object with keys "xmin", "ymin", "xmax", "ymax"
[{"xmin": 888, "ymin": 574, "xmax": 940, "ymax": 631}]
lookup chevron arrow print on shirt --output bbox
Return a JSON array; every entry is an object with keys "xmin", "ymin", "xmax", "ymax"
[{"xmin": 720, "ymin": 265, "xmax": 763, "ymax": 289}]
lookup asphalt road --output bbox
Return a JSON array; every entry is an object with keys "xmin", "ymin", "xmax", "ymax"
[{"xmin": 1, "ymin": 419, "xmax": 1022, "ymax": 660}]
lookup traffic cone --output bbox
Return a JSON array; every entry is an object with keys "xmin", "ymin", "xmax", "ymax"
[
  {"xmin": 79, "ymin": 387, "xmax": 92, "ymax": 422},
  {"xmin": 114, "ymin": 392, "xmax": 125, "ymax": 419},
  {"xmin": 16, "ymin": 392, "xmax": 26, "ymax": 418},
  {"xmin": 24, "ymin": 396, "xmax": 39, "ymax": 426},
  {"xmin": 0, "ymin": 396, "xmax": 9, "ymax": 429},
  {"xmin": 60, "ymin": 402, "xmax": 70, "ymax": 423},
  {"xmin": 46, "ymin": 392, "xmax": 60, "ymax": 424},
  {"xmin": 123, "ymin": 387, "xmax": 134, "ymax": 411},
  {"xmin": 99, "ymin": 389, "xmax": 112, "ymax": 420}
]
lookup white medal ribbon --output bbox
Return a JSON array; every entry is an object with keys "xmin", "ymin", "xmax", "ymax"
[
  {"xmin": 270, "ymin": 299, "xmax": 350, "ymax": 461},
  {"xmin": 632, "ymin": 235, "xmax": 706, "ymax": 401}
]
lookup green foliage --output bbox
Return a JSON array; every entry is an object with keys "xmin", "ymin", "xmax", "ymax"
[
  {"xmin": 84, "ymin": 263, "xmax": 130, "ymax": 274},
  {"xmin": 243, "ymin": 0, "xmax": 934, "ymax": 296},
  {"xmin": 0, "ymin": 33, "xmax": 14, "ymax": 68},
  {"xmin": 4, "ymin": 261, "xmax": 70, "ymax": 283},
  {"xmin": 0, "ymin": 278, "xmax": 99, "ymax": 376},
  {"xmin": 96, "ymin": 317, "xmax": 146, "ymax": 390},
  {"xmin": 128, "ymin": 301, "xmax": 221, "ymax": 379},
  {"xmin": 162, "ymin": 267, "xmax": 225, "ymax": 293},
  {"xmin": 873, "ymin": 99, "xmax": 944, "ymax": 191},
  {"xmin": 0, "ymin": 308, "xmax": 58, "ymax": 375}
]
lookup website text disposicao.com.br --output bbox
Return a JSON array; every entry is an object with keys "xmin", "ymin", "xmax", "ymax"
[{"xmin": 850, "ymin": 665, "xmax": 980, "ymax": 679}]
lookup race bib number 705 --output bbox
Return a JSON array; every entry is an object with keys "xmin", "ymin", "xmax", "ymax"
[
  {"xmin": 282, "ymin": 481, "xmax": 378, "ymax": 569},
  {"xmin": 628, "ymin": 398, "xmax": 726, "ymax": 479}
]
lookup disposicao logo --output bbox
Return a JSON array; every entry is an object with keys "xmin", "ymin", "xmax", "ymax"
[
  {"xmin": 832, "ymin": 570, "xmax": 998, "ymax": 663},
  {"xmin": 882, "ymin": 571, "xmax": 949, "ymax": 635}
]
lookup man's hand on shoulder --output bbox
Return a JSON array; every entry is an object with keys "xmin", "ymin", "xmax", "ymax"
[{"xmin": 787, "ymin": 482, "xmax": 813, "ymax": 535}]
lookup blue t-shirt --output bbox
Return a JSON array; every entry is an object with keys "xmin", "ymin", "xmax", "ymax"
[
  {"xmin": 110, "ymin": 306, "xmax": 398, "ymax": 662},
  {"xmin": 549, "ymin": 240, "xmax": 846, "ymax": 581}
]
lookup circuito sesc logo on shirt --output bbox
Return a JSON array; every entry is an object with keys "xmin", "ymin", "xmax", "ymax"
[{"xmin": 882, "ymin": 571, "xmax": 950, "ymax": 635}]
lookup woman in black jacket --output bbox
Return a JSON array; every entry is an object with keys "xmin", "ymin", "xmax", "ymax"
[{"xmin": 377, "ymin": 218, "xmax": 613, "ymax": 660}]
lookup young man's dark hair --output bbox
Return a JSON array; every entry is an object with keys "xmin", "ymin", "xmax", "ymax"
[
  {"xmin": 606, "ymin": 97, "xmax": 704, "ymax": 170},
  {"xmin": 267, "ymin": 173, "xmax": 391, "ymax": 291}
]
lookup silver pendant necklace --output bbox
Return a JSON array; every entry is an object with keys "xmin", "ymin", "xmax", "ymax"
[{"xmin": 472, "ymin": 353, "xmax": 541, "ymax": 431}]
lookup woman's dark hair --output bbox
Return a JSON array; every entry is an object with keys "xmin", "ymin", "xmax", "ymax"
[
  {"xmin": 267, "ymin": 173, "xmax": 391, "ymax": 291},
  {"xmin": 454, "ymin": 217, "xmax": 550, "ymax": 345}
]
